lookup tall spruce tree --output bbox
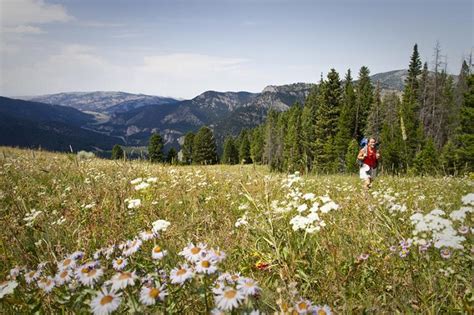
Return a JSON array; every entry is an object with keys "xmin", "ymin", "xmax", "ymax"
[
  {"xmin": 456, "ymin": 74, "xmax": 474, "ymax": 173},
  {"xmin": 182, "ymin": 132, "xmax": 195, "ymax": 164},
  {"xmin": 354, "ymin": 66, "xmax": 374, "ymax": 140},
  {"xmin": 166, "ymin": 147, "xmax": 178, "ymax": 164},
  {"xmin": 263, "ymin": 110, "xmax": 283, "ymax": 171},
  {"xmin": 148, "ymin": 133, "xmax": 164, "ymax": 163},
  {"xmin": 380, "ymin": 93, "xmax": 404, "ymax": 173},
  {"xmin": 250, "ymin": 125, "xmax": 265, "ymax": 164},
  {"xmin": 193, "ymin": 126, "xmax": 218, "ymax": 165},
  {"xmin": 365, "ymin": 83, "xmax": 384, "ymax": 140},
  {"xmin": 300, "ymin": 85, "xmax": 319, "ymax": 172},
  {"xmin": 314, "ymin": 69, "xmax": 342, "ymax": 172},
  {"xmin": 344, "ymin": 139, "xmax": 359, "ymax": 173},
  {"xmin": 238, "ymin": 130, "xmax": 252, "ymax": 164},
  {"xmin": 400, "ymin": 44, "xmax": 423, "ymax": 169},
  {"xmin": 284, "ymin": 103, "xmax": 303, "ymax": 173},
  {"xmin": 111, "ymin": 144, "xmax": 124, "ymax": 160},
  {"xmin": 222, "ymin": 136, "xmax": 239, "ymax": 164},
  {"xmin": 334, "ymin": 70, "xmax": 357, "ymax": 171}
]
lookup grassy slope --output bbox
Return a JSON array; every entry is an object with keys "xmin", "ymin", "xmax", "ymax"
[{"xmin": 0, "ymin": 147, "xmax": 472, "ymax": 313}]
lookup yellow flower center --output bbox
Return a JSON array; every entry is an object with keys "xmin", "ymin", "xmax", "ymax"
[
  {"xmin": 119, "ymin": 272, "xmax": 131, "ymax": 280},
  {"xmin": 153, "ymin": 246, "xmax": 162, "ymax": 253},
  {"xmin": 201, "ymin": 260, "xmax": 210, "ymax": 268},
  {"xmin": 100, "ymin": 295, "xmax": 113, "ymax": 305},
  {"xmin": 298, "ymin": 302, "xmax": 308, "ymax": 310},
  {"xmin": 60, "ymin": 271, "xmax": 68, "ymax": 278},
  {"xmin": 81, "ymin": 268, "xmax": 89, "ymax": 274},
  {"xmin": 116, "ymin": 259, "xmax": 123, "ymax": 265},
  {"xmin": 63, "ymin": 258, "xmax": 72, "ymax": 266},
  {"xmin": 224, "ymin": 289, "xmax": 237, "ymax": 299},
  {"xmin": 190, "ymin": 247, "xmax": 200, "ymax": 255},
  {"xmin": 176, "ymin": 268, "xmax": 187, "ymax": 276},
  {"xmin": 245, "ymin": 281, "xmax": 254, "ymax": 287},
  {"xmin": 87, "ymin": 269, "xmax": 97, "ymax": 277},
  {"xmin": 231, "ymin": 275, "xmax": 239, "ymax": 281},
  {"xmin": 149, "ymin": 287, "xmax": 160, "ymax": 298},
  {"xmin": 318, "ymin": 310, "xmax": 327, "ymax": 315},
  {"xmin": 28, "ymin": 271, "xmax": 35, "ymax": 277}
]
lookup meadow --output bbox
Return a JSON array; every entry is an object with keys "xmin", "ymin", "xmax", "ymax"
[{"xmin": 0, "ymin": 147, "xmax": 472, "ymax": 314}]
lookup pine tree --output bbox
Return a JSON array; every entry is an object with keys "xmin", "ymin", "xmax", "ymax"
[
  {"xmin": 456, "ymin": 74, "xmax": 474, "ymax": 173},
  {"xmin": 111, "ymin": 144, "xmax": 124, "ymax": 160},
  {"xmin": 284, "ymin": 103, "xmax": 303, "ymax": 172},
  {"xmin": 182, "ymin": 132, "xmax": 195, "ymax": 164},
  {"xmin": 263, "ymin": 110, "xmax": 284, "ymax": 171},
  {"xmin": 400, "ymin": 44, "xmax": 423, "ymax": 169},
  {"xmin": 413, "ymin": 137, "xmax": 439, "ymax": 175},
  {"xmin": 300, "ymin": 85, "xmax": 319, "ymax": 172},
  {"xmin": 380, "ymin": 93, "xmax": 404, "ymax": 173},
  {"xmin": 166, "ymin": 147, "xmax": 178, "ymax": 164},
  {"xmin": 440, "ymin": 140, "xmax": 458, "ymax": 175},
  {"xmin": 314, "ymin": 69, "xmax": 342, "ymax": 172},
  {"xmin": 222, "ymin": 136, "xmax": 239, "ymax": 164},
  {"xmin": 250, "ymin": 125, "xmax": 264, "ymax": 164},
  {"xmin": 334, "ymin": 70, "xmax": 357, "ymax": 171},
  {"xmin": 354, "ymin": 66, "xmax": 374, "ymax": 140},
  {"xmin": 193, "ymin": 126, "xmax": 218, "ymax": 165},
  {"xmin": 365, "ymin": 83, "xmax": 384, "ymax": 140},
  {"xmin": 148, "ymin": 133, "xmax": 164, "ymax": 163},
  {"xmin": 238, "ymin": 130, "xmax": 252, "ymax": 164}
]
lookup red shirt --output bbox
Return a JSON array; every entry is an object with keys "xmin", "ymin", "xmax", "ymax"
[{"xmin": 363, "ymin": 147, "xmax": 377, "ymax": 168}]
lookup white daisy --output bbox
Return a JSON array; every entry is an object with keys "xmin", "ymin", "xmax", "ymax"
[
  {"xmin": 58, "ymin": 256, "xmax": 76, "ymax": 271},
  {"xmin": 236, "ymin": 277, "xmax": 260, "ymax": 296},
  {"xmin": 90, "ymin": 289, "xmax": 122, "ymax": 315},
  {"xmin": 9, "ymin": 266, "xmax": 21, "ymax": 279},
  {"xmin": 76, "ymin": 264, "xmax": 104, "ymax": 287},
  {"xmin": 71, "ymin": 251, "xmax": 85, "ymax": 260},
  {"xmin": 110, "ymin": 271, "xmax": 138, "ymax": 291},
  {"xmin": 130, "ymin": 178, "xmax": 143, "ymax": 185},
  {"xmin": 214, "ymin": 287, "xmax": 244, "ymax": 311},
  {"xmin": 294, "ymin": 299, "xmax": 312, "ymax": 314},
  {"xmin": 55, "ymin": 269, "xmax": 73, "ymax": 286},
  {"xmin": 140, "ymin": 230, "xmax": 157, "ymax": 241},
  {"xmin": 179, "ymin": 243, "xmax": 207, "ymax": 262},
  {"xmin": 37, "ymin": 276, "xmax": 55, "ymax": 293},
  {"xmin": 151, "ymin": 245, "xmax": 168, "ymax": 260},
  {"xmin": 194, "ymin": 258, "xmax": 218, "ymax": 275},
  {"xmin": 112, "ymin": 258, "xmax": 128, "ymax": 271},
  {"xmin": 0, "ymin": 280, "xmax": 18, "ymax": 298},
  {"xmin": 209, "ymin": 248, "xmax": 226, "ymax": 263},
  {"xmin": 25, "ymin": 269, "xmax": 41, "ymax": 284},
  {"xmin": 152, "ymin": 219, "xmax": 171, "ymax": 233},
  {"xmin": 139, "ymin": 284, "xmax": 168, "ymax": 305},
  {"xmin": 169, "ymin": 265, "xmax": 194, "ymax": 285},
  {"xmin": 122, "ymin": 239, "xmax": 142, "ymax": 257},
  {"xmin": 313, "ymin": 305, "xmax": 332, "ymax": 315}
]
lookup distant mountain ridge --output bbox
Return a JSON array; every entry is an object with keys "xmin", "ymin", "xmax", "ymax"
[{"xmin": 4, "ymin": 69, "xmax": 457, "ymax": 154}]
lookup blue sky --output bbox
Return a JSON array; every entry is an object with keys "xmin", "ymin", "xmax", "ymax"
[{"xmin": 1, "ymin": 0, "xmax": 472, "ymax": 98}]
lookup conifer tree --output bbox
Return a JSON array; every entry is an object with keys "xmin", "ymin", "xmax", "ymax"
[
  {"xmin": 148, "ymin": 133, "xmax": 164, "ymax": 163},
  {"xmin": 284, "ymin": 103, "xmax": 303, "ymax": 172},
  {"xmin": 238, "ymin": 130, "xmax": 252, "ymax": 164},
  {"xmin": 413, "ymin": 137, "xmax": 439, "ymax": 175},
  {"xmin": 222, "ymin": 136, "xmax": 239, "ymax": 164},
  {"xmin": 314, "ymin": 69, "xmax": 342, "ymax": 172},
  {"xmin": 300, "ymin": 85, "xmax": 319, "ymax": 172},
  {"xmin": 440, "ymin": 140, "xmax": 459, "ymax": 175},
  {"xmin": 166, "ymin": 147, "xmax": 178, "ymax": 164},
  {"xmin": 380, "ymin": 93, "xmax": 404, "ymax": 173},
  {"xmin": 354, "ymin": 66, "xmax": 374, "ymax": 140},
  {"xmin": 193, "ymin": 126, "xmax": 218, "ymax": 165},
  {"xmin": 344, "ymin": 139, "xmax": 359, "ymax": 173},
  {"xmin": 400, "ymin": 44, "xmax": 423, "ymax": 169},
  {"xmin": 250, "ymin": 125, "xmax": 264, "ymax": 164},
  {"xmin": 263, "ymin": 110, "xmax": 283, "ymax": 171},
  {"xmin": 456, "ymin": 74, "xmax": 474, "ymax": 173},
  {"xmin": 111, "ymin": 144, "xmax": 124, "ymax": 160},
  {"xmin": 334, "ymin": 70, "xmax": 357, "ymax": 171},
  {"xmin": 182, "ymin": 132, "xmax": 195, "ymax": 164},
  {"xmin": 365, "ymin": 83, "xmax": 384, "ymax": 139}
]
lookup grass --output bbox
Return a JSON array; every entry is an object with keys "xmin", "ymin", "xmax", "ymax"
[{"xmin": 0, "ymin": 147, "xmax": 472, "ymax": 314}]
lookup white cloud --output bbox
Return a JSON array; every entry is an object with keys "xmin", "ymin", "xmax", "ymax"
[
  {"xmin": 0, "ymin": 0, "xmax": 73, "ymax": 26},
  {"xmin": 2, "ymin": 25, "xmax": 44, "ymax": 34}
]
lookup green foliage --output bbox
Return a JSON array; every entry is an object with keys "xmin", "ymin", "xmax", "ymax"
[
  {"xmin": 413, "ymin": 137, "xmax": 439, "ymax": 175},
  {"xmin": 284, "ymin": 103, "xmax": 303, "ymax": 172},
  {"xmin": 182, "ymin": 132, "xmax": 195, "ymax": 165},
  {"xmin": 148, "ymin": 133, "xmax": 164, "ymax": 163},
  {"xmin": 354, "ymin": 66, "xmax": 373, "ymax": 140},
  {"xmin": 222, "ymin": 136, "xmax": 239, "ymax": 165},
  {"xmin": 193, "ymin": 126, "xmax": 218, "ymax": 165},
  {"xmin": 166, "ymin": 147, "xmax": 178, "ymax": 164},
  {"xmin": 440, "ymin": 140, "xmax": 459, "ymax": 175},
  {"xmin": 365, "ymin": 83, "xmax": 384, "ymax": 140},
  {"xmin": 456, "ymin": 74, "xmax": 474, "ymax": 173},
  {"xmin": 111, "ymin": 144, "xmax": 124, "ymax": 160},
  {"xmin": 344, "ymin": 139, "xmax": 359, "ymax": 173},
  {"xmin": 238, "ymin": 130, "xmax": 252, "ymax": 164},
  {"xmin": 250, "ymin": 126, "xmax": 264, "ymax": 164},
  {"xmin": 300, "ymin": 86, "xmax": 319, "ymax": 172}
]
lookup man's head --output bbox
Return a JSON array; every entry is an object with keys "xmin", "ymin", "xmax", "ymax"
[{"xmin": 368, "ymin": 138, "xmax": 376, "ymax": 148}]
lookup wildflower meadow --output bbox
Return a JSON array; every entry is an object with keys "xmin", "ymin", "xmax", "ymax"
[{"xmin": 0, "ymin": 148, "xmax": 472, "ymax": 314}]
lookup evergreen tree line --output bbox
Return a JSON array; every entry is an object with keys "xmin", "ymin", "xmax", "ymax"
[{"xmin": 230, "ymin": 44, "xmax": 473, "ymax": 175}]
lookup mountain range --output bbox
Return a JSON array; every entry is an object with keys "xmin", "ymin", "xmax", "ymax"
[{"xmin": 1, "ymin": 69, "xmax": 439, "ymax": 154}]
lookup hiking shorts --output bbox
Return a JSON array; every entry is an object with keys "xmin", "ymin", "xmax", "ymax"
[{"xmin": 360, "ymin": 163, "xmax": 376, "ymax": 180}]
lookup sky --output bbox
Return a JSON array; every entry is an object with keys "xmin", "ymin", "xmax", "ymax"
[{"xmin": 0, "ymin": 0, "xmax": 472, "ymax": 99}]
